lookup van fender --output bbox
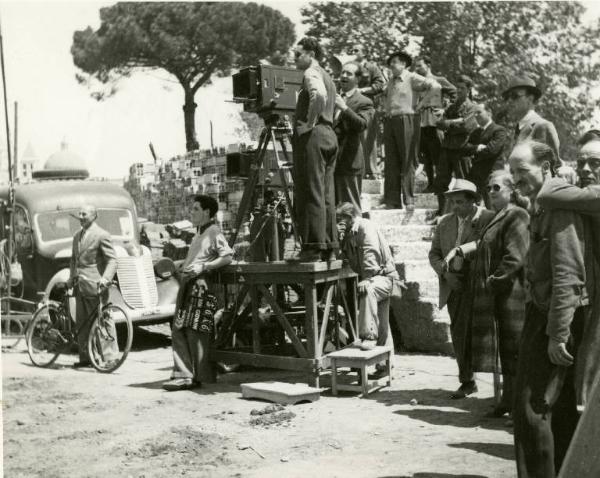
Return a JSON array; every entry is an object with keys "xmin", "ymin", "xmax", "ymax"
[{"xmin": 44, "ymin": 268, "xmax": 71, "ymax": 300}]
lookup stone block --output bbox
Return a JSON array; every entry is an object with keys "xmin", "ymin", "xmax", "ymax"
[
  {"xmin": 361, "ymin": 179, "xmax": 383, "ymax": 195},
  {"xmin": 391, "ymin": 296, "xmax": 453, "ymax": 355},
  {"xmin": 368, "ymin": 208, "xmax": 437, "ymax": 226},
  {"xmin": 380, "ymin": 224, "xmax": 435, "ymax": 244}
]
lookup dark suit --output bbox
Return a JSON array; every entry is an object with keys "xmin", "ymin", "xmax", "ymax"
[
  {"xmin": 464, "ymin": 122, "xmax": 509, "ymax": 206},
  {"xmin": 429, "ymin": 207, "xmax": 495, "ymax": 384},
  {"xmin": 358, "ymin": 61, "xmax": 385, "ymax": 177},
  {"xmin": 514, "ymin": 110, "xmax": 560, "ymax": 160},
  {"xmin": 70, "ymin": 221, "xmax": 118, "ymax": 363},
  {"xmin": 334, "ymin": 89, "xmax": 375, "ymax": 212}
]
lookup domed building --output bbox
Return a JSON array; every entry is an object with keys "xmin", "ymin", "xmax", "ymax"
[{"xmin": 33, "ymin": 140, "xmax": 89, "ymax": 180}]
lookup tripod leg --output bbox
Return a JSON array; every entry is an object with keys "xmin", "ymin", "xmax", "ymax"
[
  {"xmin": 272, "ymin": 132, "xmax": 301, "ymax": 247},
  {"xmin": 228, "ymin": 128, "xmax": 270, "ymax": 247}
]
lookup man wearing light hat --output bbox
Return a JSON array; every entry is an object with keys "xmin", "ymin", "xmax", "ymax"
[
  {"xmin": 429, "ymin": 179, "xmax": 494, "ymax": 398},
  {"xmin": 503, "ymin": 75, "xmax": 560, "ymax": 161}
]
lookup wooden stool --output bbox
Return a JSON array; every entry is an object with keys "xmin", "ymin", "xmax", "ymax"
[{"xmin": 328, "ymin": 346, "xmax": 392, "ymax": 397}]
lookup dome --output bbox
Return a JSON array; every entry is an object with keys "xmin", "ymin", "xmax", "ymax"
[
  {"xmin": 44, "ymin": 140, "xmax": 87, "ymax": 171},
  {"xmin": 33, "ymin": 140, "xmax": 89, "ymax": 180}
]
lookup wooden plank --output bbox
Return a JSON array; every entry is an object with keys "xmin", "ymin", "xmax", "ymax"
[
  {"xmin": 250, "ymin": 285, "xmax": 261, "ymax": 354},
  {"xmin": 304, "ymin": 281, "xmax": 319, "ymax": 359},
  {"xmin": 559, "ymin": 374, "xmax": 600, "ymax": 478},
  {"xmin": 318, "ymin": 283, "xmax": 334, "ymax": 354},
  {"xmin": 211, "ymin": 350, "xmax": 320, "ymax": 372},
  {"xmin": 241, "ymin": 382, "xmax": 321, "ymax": 405},
  {"xmin": 257, "ymin": 284, "xmax": 307, "ymax": 358},
  {"xmin": 339, "ymin": 284, "xmax": 357, "ymax": 341}
]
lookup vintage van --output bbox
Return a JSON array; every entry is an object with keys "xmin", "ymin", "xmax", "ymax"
[{"xmin": 0, "ymin": 178, "xmax": 178, "ymax": 325}]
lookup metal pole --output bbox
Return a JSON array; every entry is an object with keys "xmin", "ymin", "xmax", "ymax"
[
  {"xmin": 0, "ymin": 13, "xmax": 14, "ymax": 301},
  {"xmin": 13, "ymin": 100, "xmax": 17, "ymax": 180}
]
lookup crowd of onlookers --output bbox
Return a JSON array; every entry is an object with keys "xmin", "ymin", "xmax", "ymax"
[{"xmin": 289, "ymin": 37, "xmax": 599, "ymax": 478}]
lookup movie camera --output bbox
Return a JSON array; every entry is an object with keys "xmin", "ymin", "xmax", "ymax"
[{"xmin": 232, "ymin": 64, "xmax": 302, "ymax": 119}]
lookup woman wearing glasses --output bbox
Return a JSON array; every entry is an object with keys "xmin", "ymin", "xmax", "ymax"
[{"xmin": 452, "ymin": 170, "xmax": 530, "ymax": 417}]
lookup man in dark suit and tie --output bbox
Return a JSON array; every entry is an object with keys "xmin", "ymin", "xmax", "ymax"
[
  {"xmin": 334, "ymin": 62, "xmax": 375, "ymax": 213},
  {"xmin": 463, "ymin": 103, "xmax": 509, "ymax": 207},
  {"xmin": 68, "ymin": 205, "xmax": 118, "ymax": 368}
]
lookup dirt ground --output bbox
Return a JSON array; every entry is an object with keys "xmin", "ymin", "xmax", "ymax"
[{"xmin": 2, "ymin": 325, "xmax": 516, "ymax": 478}]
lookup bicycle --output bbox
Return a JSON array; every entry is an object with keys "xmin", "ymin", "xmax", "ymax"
[{"xmin": 26, "ymin": 281, "xmax": 133, "ymax": 373}]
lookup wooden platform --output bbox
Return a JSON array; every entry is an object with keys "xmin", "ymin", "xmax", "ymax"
[{"xmin": 213, "ymin": 261, "xmax": 358, "ymax": 386}]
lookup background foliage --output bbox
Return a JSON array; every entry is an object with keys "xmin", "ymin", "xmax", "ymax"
[
  {"xmin": 302, "ymin": 1, "xmax": 600, "ymax": 159},
  {"xmin": 72, "ymin": 2, "xmax": 296, "ymax": 151}
]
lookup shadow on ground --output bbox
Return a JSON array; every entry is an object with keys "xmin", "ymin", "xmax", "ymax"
[{"xmin": 448, "ymin": 442, "xmax": 514, "ymax": 461}]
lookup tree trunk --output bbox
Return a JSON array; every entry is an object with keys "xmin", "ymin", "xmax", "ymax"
[{"xmin": 183, "ymin": 88, "xmax": 199, "ymax": 152}]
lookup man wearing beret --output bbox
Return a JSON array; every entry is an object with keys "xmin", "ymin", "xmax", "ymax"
[
  {"xmin": 379, "ymin": 51, "xmax": 438, "ymax": 210},
  {"xmin": 429, "ymin": 179, "xmax": 495, "ymax": 398}
]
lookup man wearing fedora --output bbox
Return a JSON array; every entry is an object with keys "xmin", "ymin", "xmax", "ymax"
[
  {"xmin": 379, "ymin": 50, "xmax": 438, "ymax": 210},
  {"xmin": 503, "ymin": 76, "xmax": 560, "ymax": 160},
  {"xmin": 429, "ymin": 179, "xmax": 495, "ymax": 398}
]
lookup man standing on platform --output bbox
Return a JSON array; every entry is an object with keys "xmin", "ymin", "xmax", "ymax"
[
  {"xmin": 334, "ymin": 62, "xmax": 375, "ymax": 213},
  {"xmin": 428, "ymin": 180, "xmax": 494, "ymax": 398},
  {"xmin": 290, "ymin": 37, "xmax": 339, "ymax": 262},
  {"xmin": 379, "ymin": 51, "xmax": 438, "ymax": 210},
  {"xmin": 508, "ymin": 141, "xmax": 589, "ymax": 477},
  {"xmin": 336, "ymin": 202, "xmax": 401, "ymax": 357},
  {"xmin": 350, "ymin": 43, "xmax": 386, "ymax": 180},
  {"xmin": 463, "ymin": 103, "xmax": 509, "ymax": 207},
  {"xmin": 414, "ymin": 56, "xmax": 455, "ymax": 193}
]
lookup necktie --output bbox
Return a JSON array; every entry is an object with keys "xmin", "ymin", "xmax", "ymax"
[{"xmin": 514, "ymin": 123, "xmax": 520, "ymax": 140}]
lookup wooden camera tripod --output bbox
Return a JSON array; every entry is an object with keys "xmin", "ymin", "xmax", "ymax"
[{"xmin": 228, "ymin": 114, "xmax": 300, "ymax": 260}]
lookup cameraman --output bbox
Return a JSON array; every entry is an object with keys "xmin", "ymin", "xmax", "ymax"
[{"xmin": 290, "ymin": 37, "xmax": 339, "ymax": 262}]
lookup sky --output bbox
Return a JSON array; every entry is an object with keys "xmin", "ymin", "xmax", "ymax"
[{"xmin": 0, "ymin": 0, "xmax": 599, "ymax": 180}]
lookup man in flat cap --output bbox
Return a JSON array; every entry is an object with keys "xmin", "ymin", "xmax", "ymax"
[
  {"xmin": 429, "ymin": 179, "xmax": 494, "ymax": 398},
  {"xmin": 379, "ymin": 51, "xmax": 438, "ymax": 210}
]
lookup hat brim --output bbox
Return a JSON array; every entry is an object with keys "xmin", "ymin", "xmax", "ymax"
[
  {"xmin": 443, "ymin": 188, "xmax": 480, "ymax": 200},
  {"xmin": 502, "ymin": 85, "xmax": 542, "ymax": 101},
  {"xmin": 387, "ymin": 52, "xmax": 412, "ymax": 67}
]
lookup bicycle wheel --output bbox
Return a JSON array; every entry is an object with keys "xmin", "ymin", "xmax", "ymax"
[
  {"xmin": 1, "ymin": 314, "xmax": 25, "ymax": 349},
  {"xmin": 26, "ymin": 303, "xmax": 70, "ymax": 367},
  {"xmin": 87, "ymin": 304, "xmax": 132, "ymax": 373}
]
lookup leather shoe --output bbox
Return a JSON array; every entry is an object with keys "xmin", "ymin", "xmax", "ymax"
[
  {"xmin": 162, "ymin": 378, "xmax": 198, "ymax": 391},
  {"xmin": 321, "ymin": 250, "xmax": 337, "ymax": 262},
  {"xmin": 450, "ymin": 381, "xmax": 478, "ymax": 399},
  {"xmin": 286, "ymin": 250, "xmax": 322, "ymax": 263},
  {"xmin": 485, "ymin": 404, "xmax": 511, "ymax": 418}
]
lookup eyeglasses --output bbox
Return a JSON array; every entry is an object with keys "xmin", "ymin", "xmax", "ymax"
[
  {"xmin": 486, "ymin": 184, "xmax": 503, "ymax": 192},
  {"xmin": 506, "ymin": 92, "xmax": 527, "ymax": 102},
  {"xmin": 577, "ymin": 157, "xmax": 600, "ymax": 169}
]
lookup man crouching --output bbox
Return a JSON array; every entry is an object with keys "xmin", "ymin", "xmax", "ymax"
[{"xmin": 336, "ymin": 203, "xmax": 401, "ymax": 360}]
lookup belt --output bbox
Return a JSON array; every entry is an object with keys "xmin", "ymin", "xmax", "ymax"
[
  {"xmin": 384, "ymin": 112, "xmax": 416, "ymax": 119},
  {"xmin": 317, "ymin": 119, "xmax": 333, "ymax": 126}
]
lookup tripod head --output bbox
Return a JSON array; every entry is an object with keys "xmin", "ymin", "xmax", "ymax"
[{"xmin": 259, "ymin": 112, "xmax": 293, "ymax": 139}]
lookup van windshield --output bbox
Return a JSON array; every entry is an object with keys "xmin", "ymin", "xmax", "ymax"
[{"xmin": 35, "ymin": 209, "xmax": 135, "ymax": 243}]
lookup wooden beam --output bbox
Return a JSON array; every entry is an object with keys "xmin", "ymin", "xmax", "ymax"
[
  {"xmin": 250, "ymin": 285, "xmax": 261, "ymax": 354},
  {"xmin": 305, "ymin": 281, "xmax": 319, "ymax": 359},
  {"xmin": 318, "ymin": 283, "xmax": 334, "ymax": 354},
  {"xmin": 257, "ymin": 284, "xmax": 307, "ymax": 358}
]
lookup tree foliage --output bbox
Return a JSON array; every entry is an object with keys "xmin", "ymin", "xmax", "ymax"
[
  {"xmin": 72, "ymin": 2, "xmax": 296, "ymax": 151},
  {"xmin": 302, "ymin": 1, "xmax": 600, "ymax": 159}
]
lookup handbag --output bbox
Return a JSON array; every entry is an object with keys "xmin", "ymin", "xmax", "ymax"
[{"xmin": 173, "ymin": 278, "xmax": 218, "ymax": 334}]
